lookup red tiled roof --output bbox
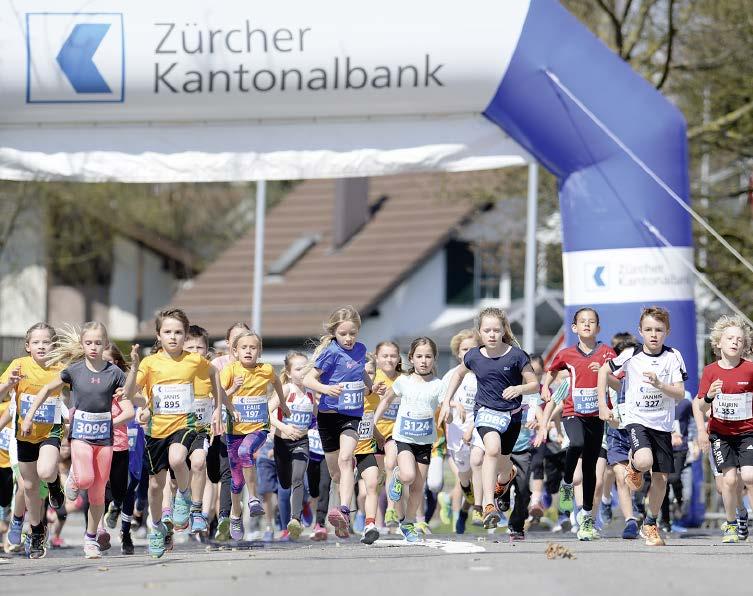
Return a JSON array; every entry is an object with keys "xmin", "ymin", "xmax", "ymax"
[{"xmin": 165, "ymin": 171, "xmax": 491, "ymax": 339}]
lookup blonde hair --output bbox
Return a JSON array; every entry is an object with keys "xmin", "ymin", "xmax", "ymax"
[
  {"xmin": 280, "ymin": 350, "xmax": 307, "ymax": 385},
  {"xmin": 709, "ymin": 315, "xmax": 753, "ymax": 357},
  {"xmin": 450, "ymin": 329, "xmax": 480, "ymax": 359},
  {"xmin": 232, "ymin": 330, "xmax": 263, "ymax": 352},
  {"xmin": 307, "ymin": 306, "xmax": 362, "ymax": 372},
  {"xmin": 476, "ymin": 307, "xmax": 518, "ymax": 346},
  {"xmin": 46, "ymin": 322, "xmax": 109, "ymax": 368},
  {"xmin": 365, "ymin": 351, "xmax": 377, "ymax": 376},
  {"xmin": 640, "ymin": 306, "xmax": 671, "ymax": 331}
]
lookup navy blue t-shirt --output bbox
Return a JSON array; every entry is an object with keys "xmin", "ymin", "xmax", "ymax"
[
  {"xmin": 674, "ymin": 397, "xmax": 692, "ymax": 452},
  {"xmin": 464, "ymin": 346, "xmax": 530, "ymax": 413}
]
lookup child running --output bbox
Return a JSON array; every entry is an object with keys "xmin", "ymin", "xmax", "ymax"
[
  {"xmin": 538, "ymin": 308, "xmax": 616, "ymax": 541},
  {"xmin": 22, "ymin": 323, "xmax": 138, "ymax": 559},
  {"xmin": 376, "ymin": 337, "xmax": 445, "ymax": 542},
  {"xmin": 0, "ymin": 323, "xmax": 66, "ymax": 559},
  {"xmin": 598, "ymin": 306, "xmax": 687, "ymax": 546},
  {"xmin": 440, "ymin": 307, "xmax": 539, "ymax": 529},
  {"xmin": 695, "ymin": 315, "xmax": 753, "ymax": 543},
  {"xmin": 303, "ymin": 306, "xmax": 379, "ymax": 538}
]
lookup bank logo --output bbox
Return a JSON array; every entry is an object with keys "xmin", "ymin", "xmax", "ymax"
[
  {"xmin": 26, "ymin": 13, "xmax": 124, "ymax": 103},
  {"xmin": 586, "ymin": 264, "xmax": 608, "ymax": 291}
]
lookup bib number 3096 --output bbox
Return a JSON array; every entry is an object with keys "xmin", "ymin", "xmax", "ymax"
[{"xmin": 71, "ymin": 410, "xmax": 112, "ymax": 441}]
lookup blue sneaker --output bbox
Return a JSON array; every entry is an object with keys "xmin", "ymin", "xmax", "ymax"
[
  {"xmin": 230, "ymin": 516, "xmax": 244, "ymax": 541},
  {"xmin": 262, "ymin": 529, "xmax": 274, "ymax": 542},
  {"xmin": 622, "ymin": 518, "xmax": 639, "ymax": 539},
  {"xmin": 148, "ymin": 523, "xmax": 167, "ymax": 558},
  {"xmin": 6, "ymin": 518, "xmax": 23, "ymax": 552},
  {"xmin": 190, "ymin": 511, "xmax": 208, "ymax": 535},
  {"xmin": 455, "ymin": 509, "xmax": 468, "ymax": 534},
  {"xmin": 248, "ymin": 498, "xmax": 265, "ymax": 517},
  {"xmin": 388, "ymin": 467, "xmax": 403, "ymax": 502},
  {"xmin": 399, "ymin": 522, "xmax": 419, "ymax": 543},
  {"xmin": 173, "ymin": 491, "xmax": 191, "ymax": 531},
  {"xmin": 600, "ymin": 501, "xmax": 613, "ymax": 525},
  {"xmin": 353, "ymin": 511, "xmax": 366, "ymax": 534}
]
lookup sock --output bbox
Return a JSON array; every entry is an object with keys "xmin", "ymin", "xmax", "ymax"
[
  {"xmin": 727, "ymin": 519, "xmax": 737, "ymax": 526},
  {"xmin": 179, "ymin": 488, "xmax": 191, "ymax": 500},
  {"xmin": 13, "ymin": 514, "xmax": 24, "ymax": 524},
  {"xmin": 737, "ymin": 507, "xmax": 748, "ymax": 520},
  {"xmin": 365, "ymin": 517, "xmax": 375, "ymax": 526},
  {"xmin": 645, "ymin": 514, "xmax": 657, "ymax": 526},
  {"xmin": 121, "ymin": 519, "xmax": 132, "ymax": 534},
  {"xmin": 581, "ymin": 509, "xmax": 592, "ymax": 517},
  {"xmin": 460, "ymin": 482, "xmax": 472, "ymax": 496},
  {"xmin": 248, "ymin": 494, "xmax": 259, "ymax": 503},
  {"xmin": 31, "ymin": 522, "xmax": 44, "ymax": 535},
  {"xmin": 191, "ymin": 500, "xmax": 202, "ymax": 512},
  {"xmin": 602, "ymin": 495, "xmax": 611, "ymax": 505},
  {"xmin": 162, "ymin": 507, "xmax": 172, "ymax": 518},
  {"xmin": 85, "ymin": 532, "xmax": 96, "ymax": 541},
  {"xmin": 340, "ymin": 505, "xmax": 350, "ymax": 516}
]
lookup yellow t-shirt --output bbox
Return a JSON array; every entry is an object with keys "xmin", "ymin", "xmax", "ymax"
[
  {"xmin": 355, "ymin": 385, "xmax": 381, "ymax": 456},
  {"xmin": 0, "ymin": 356, "xmax": 64, "ymax": 445},
  {"xmin": 0, "ymin": 400, "xmax": 11, "ymax": 468},
  {"xmin": 374, "ymin": 370, "xmax": 400, "ymax": 440},
  {"xmin": 220, "ymin": 361, "xmax": 275, "ymax": 436},
  {"xmin": 193, "ymin": 358, "xmax": 214, "ymax": 433},
  {"xmin": 137, "ymin": 351, "xmax": 210, "ymax": 439}
]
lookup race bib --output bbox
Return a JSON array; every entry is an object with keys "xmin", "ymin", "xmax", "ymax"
[
  {"xmin": 475, "ymin": 407, "xmax": 512, "ymax": 434},
  {"xmin": 572, "ymin": 387, "xmax": 598, "ymax": 415},
  {"xmin": 458, "ymin": 391, "xmax": 476, "ymax": 412},
  {"xmin": 714, "ymin": 392, "xmax": 753, "ymax": 422},
  {"xmin": 19, "ymin": 393, "xmax": 62, "ymax": 424},
  {"xmin": 308, "ymin": 429, "xmax": 324, "ymax": 456},
  {"xmin": 398, "ymin": 412, "xmax": 434, "ymax": 439},
  {"xmin": 338, "ymin": 381, "xmax": 365, "ymax": 412},
  {"xmin": 127, "ymin": 427, "xmax": 139, "ymax": 452},
  {"xmin": 152, "ymin": 384, "xmax": 194, "ymax": 415},
  {"xmin": 284, "ymin": 398, "xmax": 313, "ymax": 430},
  {"xmin": 234, "ymin": 396, "xmax": 269, "ymax": 424},
  {"xmin": 358, "ymin": 412, "xmax": 375, "ymax": 440},
  {"xmin": 70, "ymin": 410, "xmax": 112, "ymax": 441},
  {"xmin": 194, "ymin": 397, "xmax": 214, "ymax": 427},
  {"xmin": 0, "ymin": 427, "xmax": 11, "ymax": 451},
  {"xmin": 383, "ymin": 399, "xmax": 400, "ymax": 421},
  {"xmin": 634, "ymin": 389, "xmax": 668, "ymax": 412}
]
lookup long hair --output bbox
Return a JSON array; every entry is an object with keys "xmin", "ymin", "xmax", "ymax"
[
  {"xmin": 24, "ymin": 322, "xmax": 57, "ymax": 355},
  {"xmin": 152, "ymin": 308, "xmax": 190, "ymax": 353},
  {"xmin": 375, "ymin": 340, "xmax": 404, "ymax": 374},
  {"xmin": 306, "ymin": 306, "xmax": 361, "ymax": 374},
  {"xmin": 476, "ymin": 307, "xmax": 518, "ymax": 346},
  {"xmin": 104, "ymin": 343, "xmax": 128, "ymax": 372},
  {"xmin": 407, "ymin": 337, "xmax": 438, "ymax": 375},
  {"xmin": 280, "ymin": 350, "xmax": 307, "ymax": 385},
  {"xmin": 46, "ymin": 322, "xmax": 109, "ymax": 368}
]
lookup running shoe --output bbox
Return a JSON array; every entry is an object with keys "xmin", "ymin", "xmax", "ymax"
[
  {"xmin": 262, "ymin": 529, "xmax": 274, "ymax": 542},
  {"xmin": 120, "ymin": 531, "xmax": 135, "ymax": 555},
  {"xmin": 278, "ymin": 530, "xmax": 290, "ymax": 542},
  {"xmin": 47, "ymin": 480, "xmax": 64, "ymax": 510},
  {"xmin": 230, "ymin": 516, "xmax": 244, "ymax": 541},
  {"xmin": 455, "ymin": 509, "xmax": 468, "ymax": 534},
  {"xmin": 353, "ymin": 511, "xmax": 366, "ymax": 534},
  {"xmin": 438, "ymin": 492, "xmax": 452, "ymax": 525},
  {"xmin": 384, "ymin": 508, "xmax": 399, "ymax": 528},
  {"xmin": 722, "ymin": 522, "xmax": 739, "ymax": 544},
  {"xmin": 311, "ymin": 523, "xmax": 328, "ymax": 541},
  {"xmin": 6, "ymin": 518, "xmax": 23, "ymax": 553},
  {"xmin": 625, "ymin": 462, "xmax": 644, "ymax": 491},
  {"xmin": 64, "ymin": 474, "xmax": 80, "ymax": 502},
  {"xmin": 105, "ymin": 503, "xmax": 121, "ymax": 530},
  {"xmin": 659, "ymin": 520, "xmax": 672, "ymax": 535},
  {"xmin": 84, "ymin": 537, "xmax": 101, "ymax": 559},
  {"xmin": 642, "ymin": 523, "xmax": 665, "ymax": 546},
  {"xmin": 493, "ymin": 467, "xmax": 517, "ymax": 511},
  {"xmin": 599, "ymin": 501, "xmax": 613, "ymax": 525},
  {"xmin": 173, "ymin": 491, "xmax": 191, "ymax": 531},
  {"xmin": 301, "ymin": 501, "xmax": 313, "ymax": 527},
  {"xmin": 737, "ymin": 510, "xmax": 749, "ymax": 541},
  {"xmin": 190, "ymin": 511, "xmax": 208, "ymax": 535},
  {"xmin": 622, "ymin": 518, "xmax": 639, "ymax": 539},
  {"xmin": 287, "ymin": 518, "xmax": 303, "ymax": 541},
  {"xmin": 361, "ymin": 522, "xmax": 380, "ymax": 545},
  {"xmin": 497, "ymin": 511, "xmax": 509, "ymax": 528},
  {"xmin": 552, "ymin": 513, "xmax": 572, "ymax": 533},
  {"xmin": 28, "ymin": 530, "xmax": 47, "ymax": 559},
  {"xmin": 327, "ymin": 507, "xmax": 350, "ymax": 539},
  {"xmin": 471, "ymin": 508, "xmax": 484, "ymax": 527},
  {"xmin": 558, "ymin": 482, "xmax": 574, "ymax": 514},
  {"xmin": 399, "ymin": 521, "xmax": 419, "ymax": 543},
  {"xmin": 215, "ymin": 515, "xmax": 231, "ymax": 541},
  {"xmin": 96, "ymin": 529, "xmax": 111, "ymax": 552},
  {"xmin": 576, "ymin": 510, "xmax": 599, "ymax": 541},
  {"xmin": 50, "ymin": 536, "xmax": 66, "ymax": 548},
  {"xmin": 509, "ymin": 530, "xmax": 525, "ymax": 542},
  {"xmin": 148, "ymin": 524, "xmax": 167, "ymax": 559},
  {"xmin": 415, "ymin": 521, "xmax": 432, "ymax": 535},
  {"xmin": 387, "ymin": 467, "xmax": 403, "ymax": 503},
  {"xmin": 482, "ymin": 504, "xmax": 500, "ymax": 529},
  {"xmin": 528, "ymin": 500, "xmax": 544, "ymax": 520},
  {"xmin": 248, "ymin": 498, "xmax": 265, "ymax": 517}
]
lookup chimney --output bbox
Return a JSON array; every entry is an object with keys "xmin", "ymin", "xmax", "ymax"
[{"xmin": 333, "ymin": 177, "xmax": 369, "ymax": 249}]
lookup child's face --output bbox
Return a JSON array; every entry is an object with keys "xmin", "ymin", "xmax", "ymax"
[
  {"xmin": 184, "ymin": 336, "xmax": 208, "ymax": 357},
  {"xmin": 456, "ymin": 337, "xmax": 479, "ymax": 362},
  {"xmin": 717, "ymin": 326, "xmax": 745, "ymax": 361},
  {"xmin": 81, "ymin": 329, "xmax": 106, "ymax": 361},
  {"xmin": 26, "ymin": 329, "xmax": 53, "ymax": 362},
  {"xmin": 572, "ymin": 311, "xmax": 599, "ymax": 340},
  {"xmin": 234, "ymin": 336, "xmax": 261, "ymax": 365},
  {"xmin": 410, "ymin": 344, "xmax": 435, "ymax": 375},
  {"xmin": 639, "ymin": 316, "xmax": 668, "ymax": 352},
  {"xmin": 334, "ymin": 321, "xmax": 359, "ymax": 350},
  {"xmin": 158, "ymin": 318, "xmax": 186, "ymax": 353},
  {"xmin": 531, "ymin": 359, "xmax": 544, "ymax": 382},
  {"xmin": 288, "ymin": 356, "xmax": 308, "ymax": 384},
  {"xmin": 479, "ymin": 316, "xmax": 503, "ymax": 349},
  {"xmin": 376, "ymin": 345, "xmax": 400, "ymax": 374}
]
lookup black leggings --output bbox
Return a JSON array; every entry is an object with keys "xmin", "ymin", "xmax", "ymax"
[
  {"xmin": 563, "ymin": 416, "xmax": 604, "ymax": 511},
  {"xmin": 661, "ymin": 449, "xmax": 688, "ymax": 522},
  {"xmin": 206, "ymin": 435, "xmax": 232, "ymax": 518},
  {"xmin": 306, "ymin": 458, "xmax": 331, "ymax": 526},
  {"xmin": 108, "ymin": 450, "xmax": 130, "ymax": 508},
  {"xmin": 274, "ymin": 436, "xmax": 309, "ymax": 521},
  {"xmin": 509, "ymin": 450, "xmax": 532, "ymax": 533},
  {"xmin": 0, "ymin": 467, "xmax": 12, "ymax": 508}
]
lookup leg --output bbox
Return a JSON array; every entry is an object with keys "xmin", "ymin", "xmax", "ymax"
[
  {"xmin": 148, "ymin": 470, "xmax": 168, "ymax": 527},
  {"xmin": 384, "ymin": 439, "xmax": 398, "ymax": 513},
  {"xmin": 168, "ymin": 443, "xmax": 190, "ymax": 493},
  {"xmin": 613, "ymin": 463, "xmax": 635, "ymax": 519},
  {"xmin": 481, "ymin": 432, "xmax": 502, "ymax": 507},
  {"xmin": 336, "ymin": 431, "xmax": 358, "ymax": 510},
  {"xmin": 404, "ymin": 462, "xmax": 429, "ymax": 523},
  {"xmin": 579, "ymin": 419, "xmax": 604, "ymax": 513},
  {"xmin": 508, "ymin": 451, "xmax": 532, "ymax": 533},
  {"xmin": 86, "ymin": 446, "xmax": 113, "ymax": 536},
  {"xmin": 721, "ymin": 467, "xmax": 740, "ymax": 523}
]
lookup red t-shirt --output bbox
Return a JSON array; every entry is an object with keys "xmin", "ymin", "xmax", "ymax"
[
  {"xmin": 549, "ymin": 343, "xmax": 617, "ymax": 417},
  {"xmin": 697, "ymin": 360, "xmax": 753, "ymax": 436}
]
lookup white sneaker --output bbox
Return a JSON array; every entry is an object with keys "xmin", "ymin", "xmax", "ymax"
[
  {"xmin": 65, "ymin": 474, "xmax": 79, "ymax": 501},
  {"xmin": 84, "ymin": 539, "xmax": 101, "ymax": 559},
  {"xmin": 360, "ymin": 522, "xmax": 380, "ymax": 545}
]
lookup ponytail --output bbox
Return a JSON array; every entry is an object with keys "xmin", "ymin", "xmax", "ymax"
[{"xmin": 46, "ymin": 322, "xmax": 109, "ymax": 368}]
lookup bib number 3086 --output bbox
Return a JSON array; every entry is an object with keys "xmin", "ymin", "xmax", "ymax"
[{"xmin": 475, "ymin": 407, "xmax": 512, "ymax": 433}]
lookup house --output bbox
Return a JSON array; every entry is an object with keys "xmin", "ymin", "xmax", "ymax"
[
  {"xmin": 0, "ymin": 201, "xmax": 196, "ymax": 360},
  {"xmin": 162, "ymin": 171, "xmax": 563, "ymax": 366}
]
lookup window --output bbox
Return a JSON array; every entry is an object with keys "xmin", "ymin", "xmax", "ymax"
[{"xmin": 445, "ymin": 240, "xmax": 506, "ymax": 305}]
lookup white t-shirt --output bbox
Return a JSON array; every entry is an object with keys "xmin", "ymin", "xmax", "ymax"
[
  {"xmin": 391, "ymin": 375, "xmax": 444, "ymax": 445},
  {"xmin": 608, "ymin": 345, "xmax": 687, "ymax": 432},
  {"xmin": 443, "ymin": 367, "xmax": 476, "ymax": 422}
]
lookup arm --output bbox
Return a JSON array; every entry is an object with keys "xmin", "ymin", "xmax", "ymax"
[
  {"xmin": 271, "ymin": 376, "xmax": 291, "ymax": 419},
  {"xmin": 697, "ymin": 379, "xmax": 722, "ymax": 416},
  {"xmin": 0, "ymin": 406, "xmax": 11, "ymax": 431},
  {"xmin": 692, "ymin": 397, "xmax": 711, "ymax": 453},
  {"xmin": 597, "ymin": 363, "xmax": 616, "ymax": 425},
  {"xmin": 303, "ymin": 368, "xmax": 342, "ymax": 398},
  {"xmin": 373, "ymin": 387, "xmax": 396, "ymax": 424},
  {"xmin": 502, "ymin": 365, "xmax": 539, "ymax": 400},
  {"xmin": 113, "ymin": 399, "xmax": 135, "ymax": 427},
  {"xmin": 0, "ymin": 365, "xmax": 23, "ymax": 399},
  {"xmin": 438, "ymin": 364, "xmax": 468, "ymax": 424},
  {"xmin": 645, "ymin": 373, "xmax": 685, "ymax": 402},
  {"xmin": 121, "ymin": 345, "xmax": 141, "ymax": 401},
  {"xmin": 534, "ymin": 399, "xmax": 557, "ymax": 447},
  {"xmin": 21, "ymin": 375, "xmax": 66, "ymax": 435},
  {"xmin": 362, "ymin": 370, "xmax": 374, "ymax": 394},
  {"xmin": 540, "ymin": 370, "xmax": 555, "ymax": 403}
]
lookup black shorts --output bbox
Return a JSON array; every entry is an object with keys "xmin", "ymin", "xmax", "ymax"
[
  {"xmin": 710, "ymin": 433, "xmax": 753, "ymax": 471},
  {"xmin": 316, "ymin": 413, "xmax": 360, "ymax": 454},
  {"xmin": 476, "ymin": 415, "xmax": 523, "ymax": 456},
  {"xmin": 599, "ymin": 447, "xmax": 608, "ymax": 460},
  {"xmin": 16, "ymin": 436, "xmax": 61, "ymax": 463},
  {"xmin": 356, "ymin": 453, "xmax": 379, "ymax": 475},
  {"xmin": 146, "ymin": 429, "xmax": 196, "ymax": 476},
  {"xmin": 626, "ymin": 424, "xmax": 673, "ymax": 474},
  {"xmin": 189, "ymin": 431, "xmax": 209, "ymax": 457},
  {"xmin": 396, "ymin": 441, "xmax": 432, "ymax": 465}
]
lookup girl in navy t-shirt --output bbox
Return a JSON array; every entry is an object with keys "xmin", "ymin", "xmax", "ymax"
[{"xmin": 440, "ymin": 307, "xmax": 538, "ymax": 530}]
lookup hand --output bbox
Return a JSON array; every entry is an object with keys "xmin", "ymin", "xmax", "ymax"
[
  {"xmin": 8, "ymin": 367, "xmax": 23, "ymax": 386},
  {"xmin": 374, "ymin": 430, "xmax": 386, "ymax": 450},
  {"xmin": 283, "ymin": 424, "xmax": 304, "ymax": 441},
  {"xmin": 137, "ymin": 408, "xmax": 151, "ymax": 424},
  {"xmin": 462, "ymin": 428, "xmax": 473, "ymax": 445},
  {"xmin": 212, "ymin": 408, "xmax": 225, "ymax": 436},
  {"xmin": 525, "ymin": 419, "xmax": 538, "ymax": 431},
  {"xmin": 502, "ymin": 385, "xmax": 522, "ymax": 400},
  {"xmin": 533, "ymin": 427, "xmax": 547, "ymax": 448},
  {"xmin": 130, "ymin": 344, "xmax": 141, "ymax": 367},
  {"xmin": 373, "ymin": 381, "xmax": 386, "ymax": 396},
  {"xmin": 698, "ymin": 430, "xmax": 710, "ymax": 454},
  {"xmin": 457, "ymin": 407, "xmax": 466, "ymax": 424},
  {"xmin": 671, "ymin": 433, "xmax": 683, "ymax": 448},
  {"xmin": 231, "ymin": 376, "xmax": 244, "ymax": 393},
  {"xmin": 113, "ymin": 387, "xmax": 125, "ymax": 401},
  {"xmin": 598, "ymin": 405, "xmax": 614, "ymax": 423},
  {"xmin": 438, "ymin": 404, "xmax": 451, "ymax": 426},
  {"xmin": 20, "ymin": 416, "xmax": 33, "ymax": 436},
  {"xmin": 642, "ymin": 371, "xmax": 663, "ymax": 390},
  {"xmin": 280, "ymin": 403, "xmax": 292, "ymax": 419},
  {"xmin": 540, "ymin": 385, "xmax": 552, "ymax": 403},
  {"xmin": 588, "ymin": 362, "xmax": 601, "ymax": 373},
  {"xmin": 707, "ymin": 379, "xmax": 723, "ymax": 400},
  {"xmin": 322, "ymin": 384, "xmax": 343, "ymax": 398}
]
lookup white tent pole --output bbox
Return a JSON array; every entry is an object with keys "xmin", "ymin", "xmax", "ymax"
[
  {"xmin": 252, "ymin": 180, "xmax": 267, "ymax": 333},
  {"xmin": 523, "ymin": 162, "xmax": 538, "ymax": 354}
]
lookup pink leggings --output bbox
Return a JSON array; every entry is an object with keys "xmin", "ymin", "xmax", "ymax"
[{"xmin": 71, "ymin": 440, "xmax": 113, "ymax": 506}]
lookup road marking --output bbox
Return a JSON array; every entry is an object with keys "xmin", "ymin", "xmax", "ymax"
[{"xmin": 373, "ymin": 538, "xmax": 486, "ymax": 554}]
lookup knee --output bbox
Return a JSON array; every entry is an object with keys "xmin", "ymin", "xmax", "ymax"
[
  {"xmin": 191, "ymin": 452, "xmax": 207, "ymax": 473},
  {"xmin": 740, "ymin": 469, "xmax": 753, "ymax": 486},
  {"xmin": 337, "ymin": 453, "xmax": 353, "ymax": 470},
  {"xmin": 38, "ymin": 465, "xmax": 57, "ymax": 484},
  {"xmin": 169, "ymin": 453, "xmax": 188, "ymax": 472},
  {"xmin": 399, "ymin": 467, "xmax": 416, "ymax": 486},
  {"xmin": 723, "ymin": 472, "xmax": 739, "ymax": 490},
  {"xmin": 632, "ymin": 452, "xmax": 652, "ymax": 472}
]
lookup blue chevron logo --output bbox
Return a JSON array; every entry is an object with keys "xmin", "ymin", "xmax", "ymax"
[{"xmin": 56, "ymin": 24, "xmax": 112, "ymax": 94}]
